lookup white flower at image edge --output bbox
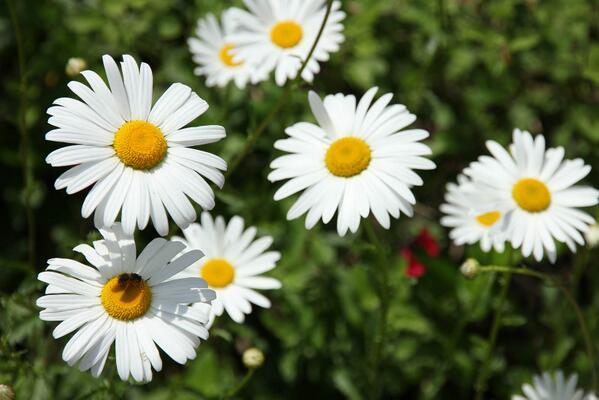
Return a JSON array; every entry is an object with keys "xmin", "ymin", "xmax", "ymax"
[
  {"xmin": 465, "ymin": 129, "xmax": 598, "ymax": 261},
  {"xmin": 46, "ymin": 54, "xmax": 227, "ymax": 236},
  {"xmin": 269, "ymin": 88, "xmax": 436, "ymax": 236},
  {"xmin": 229, "ymin": 0, "xmax": 346, "ymax": 86},
  {"xmin": 36, "ymin": 224, "xmax": 215, "ymax": 382},
  {"xmin": 173, "ymin": 212, "xmax": 281, "ymax": 325},
  {"xmin": 512, "ymin": 370, "xmax": 597, "ymax": 400}
]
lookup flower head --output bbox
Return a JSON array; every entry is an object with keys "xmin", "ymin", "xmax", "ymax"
[
  {"xmin": 37, "ymin": 224, "xmax": 215, "ymax": 382},
  {"xmin": 46, "ymin": 55, "xmax": 227, "ymax": 236},
  {"xmin": 512, "ymin": 370, "xmax": 596, "ymax": 400},
  {"xmin": 269, "ymin": 88, "xmax": 435, "ymax": 236},
  {"xmin": 228, "ymin": 0, "xmax": 345, "ymax": 86},
  {"xmin": 173, "ymin": 213, "xmax": 281, "ymax": 324},
  {"xmin": 463, "ymin": 129, "xmax": 598, "ymax": 261}
]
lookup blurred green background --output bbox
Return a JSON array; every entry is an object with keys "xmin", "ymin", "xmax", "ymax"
[{"xmin": 1, "ymin": 0, "xmax": 598, "ymax": 398}]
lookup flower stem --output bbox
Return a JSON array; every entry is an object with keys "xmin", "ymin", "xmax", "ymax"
[
  {"xmin": 223, "ymin": 368, "xmax": 256, "ymax": 399},
  {"xmin": 363, "ymin": 219, "xmax": 392, "ymax": 400},
  {"xmin": 225, "ymin": 0, "xmax": 334, "ymax": 179},
  {"xmin": 478, "ymin": 265, "xmax": 598, "ymax": 391},
  {"xmin": 5, "ymin": 0, "xmax": 36, "ymax": 270},
  {"xmin": 474, "ymin": 271, "xmax": 512, "ymax": 400}
]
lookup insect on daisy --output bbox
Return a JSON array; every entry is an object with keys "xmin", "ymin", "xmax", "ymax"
[
  {"xmin": 36, "ymin": 224, "xmax": 215, "ymax": 382},
  {"xmin": 268, "ymin": 88, "xmax": 436, "ymax": 236},
  {"xmin": 512, "ymin": 370, "xmax": 597, "ymax": 400},
  {"xmin": 46, "ymin": 54, "xmax": 227, "ymax": 236},
  {"xmin": 173, "ymin": 212, "xmax": 281, "ymax": 324},
  {"xmin": 440, "ymin": 174, "xmax": 506, "ymax": 252},
  {"xmin": 465, "ymin": 129, "xmax": 599, "ymax": 261},
  {"xmin": 188, "ymin": 9, "xmax": 266, "ymax": 89},
  {"xmin": 228, "ymin": 0, "xmax": 346, "ymax": 86}
]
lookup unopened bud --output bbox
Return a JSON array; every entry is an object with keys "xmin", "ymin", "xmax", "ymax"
[
  {"xmin": 242, "ymin": 347, "xmax": 264, "ymax": 369},
  {"xmin": 585, "ymin": 224, "xmax": 599, "ymax": 248},
  {"xmin": 460, "ymin": 258, "xmax": 479, "ymax": 279},
  {"xmin": 65, "ymin": 57, "xmax": 87, "ymax": 77},
  {"xmin": 0, "ymin": 384, "xmax": 15, "ymax": 400}
]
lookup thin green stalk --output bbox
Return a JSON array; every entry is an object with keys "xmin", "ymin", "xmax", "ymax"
[
  {"xmin": 5, "ymin": 0, "xmax": 36, "ymax": 269},
  {"xmin": 223, "ymin": 368, "xmax": 256, "ymax": 399},
  {"xmin": 474, "ymin": 271, "xmax": 512, "ymax": 400},
  {"xmin": 364, "ymin": 219, "xmax": 391, "ymax": 400},
  {"xmin": 225, "ymin": 0, "xmax": 334, "ymax": 179},
  {"xmin": 478, "ymin": 265, "xmax": 598, "ymax": 391}
]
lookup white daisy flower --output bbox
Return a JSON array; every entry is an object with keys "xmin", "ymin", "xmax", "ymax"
[
  {"xmin": 465, "ymin": 129, "xmax": 598, "ymax": 261},
  {"xmin": 46, "ymin": 54, "xmax": 227, "ymax": 236},
  {"xmin": 174, "ymin": 212, "xmax": 281, "ymax": 324},
  {"xmin": 229, "ymin": 0, "xmax": 345, "ymax": 86},
  {"xmin": 268, "ymin": 88, "xmax": 436, "ymax": 236},
  {"xmin": 188, "ymin": 10, "xmax": 266, "ymax": 89},
  {"xmin": 36, "ymin": 224, "xmax": 215, "ymax": 382},
  {"xmin": 440, "ymin": 174, "xmax": 506, "ymax": 252},
  {"xmin": 512, "ymin": 370, "xmax": 597, "ymax": 400}
]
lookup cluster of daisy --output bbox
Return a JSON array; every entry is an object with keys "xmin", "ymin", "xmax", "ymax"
[
  {"xmin": 441, "ymin": 128, "xmax": 599, "ymax": 262},
  {"xmin": 40, "ymin": 55, "xmax": 282, "ymax": 382},
  {"xmin": 188, "ymin": 0, "xmax": 346, "ymax": 88}
]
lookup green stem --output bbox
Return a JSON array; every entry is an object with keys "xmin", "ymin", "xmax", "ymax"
[
  {"xmin": 223, "ymin": 368, "xmax": 256, "ymax": 399},
  {"xmin": 364, "ymin": 219, "xmax": 391, "ymax": 400},
  {"xmin": 474, "ymin": 271, "xmax": 512, "ymax": 400},
  {"xmin": 225, "ymin": 0, "xmax": 334, "ymax": 179},
  {"xmin": 5, "ymin": 0, "xmax": 35, "ymax": 270},
  {"xmin": 478, "ymin": 265, "xmax": 597, "ymax": 391}
]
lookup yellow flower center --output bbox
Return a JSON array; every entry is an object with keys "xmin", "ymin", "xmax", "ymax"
[
  {"xmin": 325, "ymin": 137, "xmax": 372, "ymax": 177},
  {"xmin": 113, "ymin": 120, "xmax": 167, "ymax": 170},
  {"xmin": 476, "ymin": 211, "xmax": 501, "ymax": 227},
  {"xmin": 270, "ymin": 20, "xmax": 303, "ymax": 48},
  {"xmin": 100, "ymin": 273, "xmax": 151, "ymax": 321},
  {"xmin": 201, "ymin": 258, "xmax": 235, "ymax": 288},
  {"xmin": 512, "ymin": 178, "xmax": 551, "ymax": 213},
  {"xmin": 219, "ymin": 43, "xmax": 243, "ymax": 67}
]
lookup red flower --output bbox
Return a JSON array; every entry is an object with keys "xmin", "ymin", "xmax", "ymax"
[
  {"xmin": 414, "ymin": 229, "xmax": 440, "ymax": 257},
  {"xmin": 400, "ymin": 248, "xmax": 427, "ymax": 278}
]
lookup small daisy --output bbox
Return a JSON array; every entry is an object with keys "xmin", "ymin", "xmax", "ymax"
[
  {"xmin": 46, "ymin": 54, "xmax": 227, "ymax": 236},
  {"xmin": 188, "ymin": 9, "xmax": 266, "ymax": 88},
  {"xmin": 173, "ymin": 212, "xmax": 281, "ymax": 324},
  {"xmin": 512, "ymin": 370, "xmax": 597, "ymax": 400},
  {"xmin": 36, "ymin": 224, "xmax": 215, "ymax": 382},
  {"xmin": 228, "ymin": 0, "xmax": 345, "ymax": 86},
  {"xmin": 268, "ymin": 88, "xmax": 436, "ymax": 236},
  {"xmin": 465, "ymin": 129, "xmax": 598, "ymax": 261},
  {"xmin": 440, "ymin": 174, "xmax": 506, "ymax": 252}
]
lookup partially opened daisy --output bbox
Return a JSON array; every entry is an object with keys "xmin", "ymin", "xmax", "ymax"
[
  {"xmin": 188, "ymin": 10, "xmax": 265, "ymax": 88},
  {"xmin": 229, "ymin": 0, "xmax": 345, "ymax": 86},
  {"xmin": 465, "ymin": 129, "xmax": 598, "ymax": 261},
  {"xmin": 440, "ymin": 174, "xmax": 506, "ymax": 252},
  {"xmin": 173, "ymin": 212, "xmax": 281, "ymax": 324},
  {"xmin": 36, "ymin": 224, "xmax": 215, "ymax": 382},
  {"xmin": 46, "ymin": 54, "xmax": 227, "ymax": 236},
  {"xmin": 268, "ymin": 88, "xmax": 436, "ymax": 236},
  {"xmin": 512, "ymin": 370, "xmax": 597, "ymax": 400}
]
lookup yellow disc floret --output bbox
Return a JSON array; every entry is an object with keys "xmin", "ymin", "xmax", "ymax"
[
  {"xmin": 113, "ymin": 120, "xmax": 167, "ymax": 170},
  {"xmin": 101, "ymin": 273, "xmax": 152, "ymax": 321},
  {"xmin": 219, "ymin": 43, "xmax": 243, "ymax": 67},
  {"xmin": 270, "ymin": 21, "xmax": 303, "ymax": 48},
  {"xmin": 476, "ymin": 211, "xmax": 501, "ymax": 227},
  {"xmin": 325, "ymin": 137, "xmax": 372, "ymax": 177},
  {"xmin": 201, "ymin": 258, "xmax": 235, "ymax": 288},
  {"xmin": 512, "ymin": 178, "xmax": 551, "ymax": 213}
]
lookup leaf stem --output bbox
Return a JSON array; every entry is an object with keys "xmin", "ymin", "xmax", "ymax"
[
  {"xmin": 223, "ymin": 368, "xmax": 256, "ymax": 399},
  {"xmin": 5, "ymin": 0, "xmax": 36, "ymax": 270}
]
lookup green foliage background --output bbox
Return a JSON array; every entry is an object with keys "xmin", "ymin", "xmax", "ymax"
[{"xmin": 1, "ymin": 0, "xmax": 598, "ymax": 398}]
